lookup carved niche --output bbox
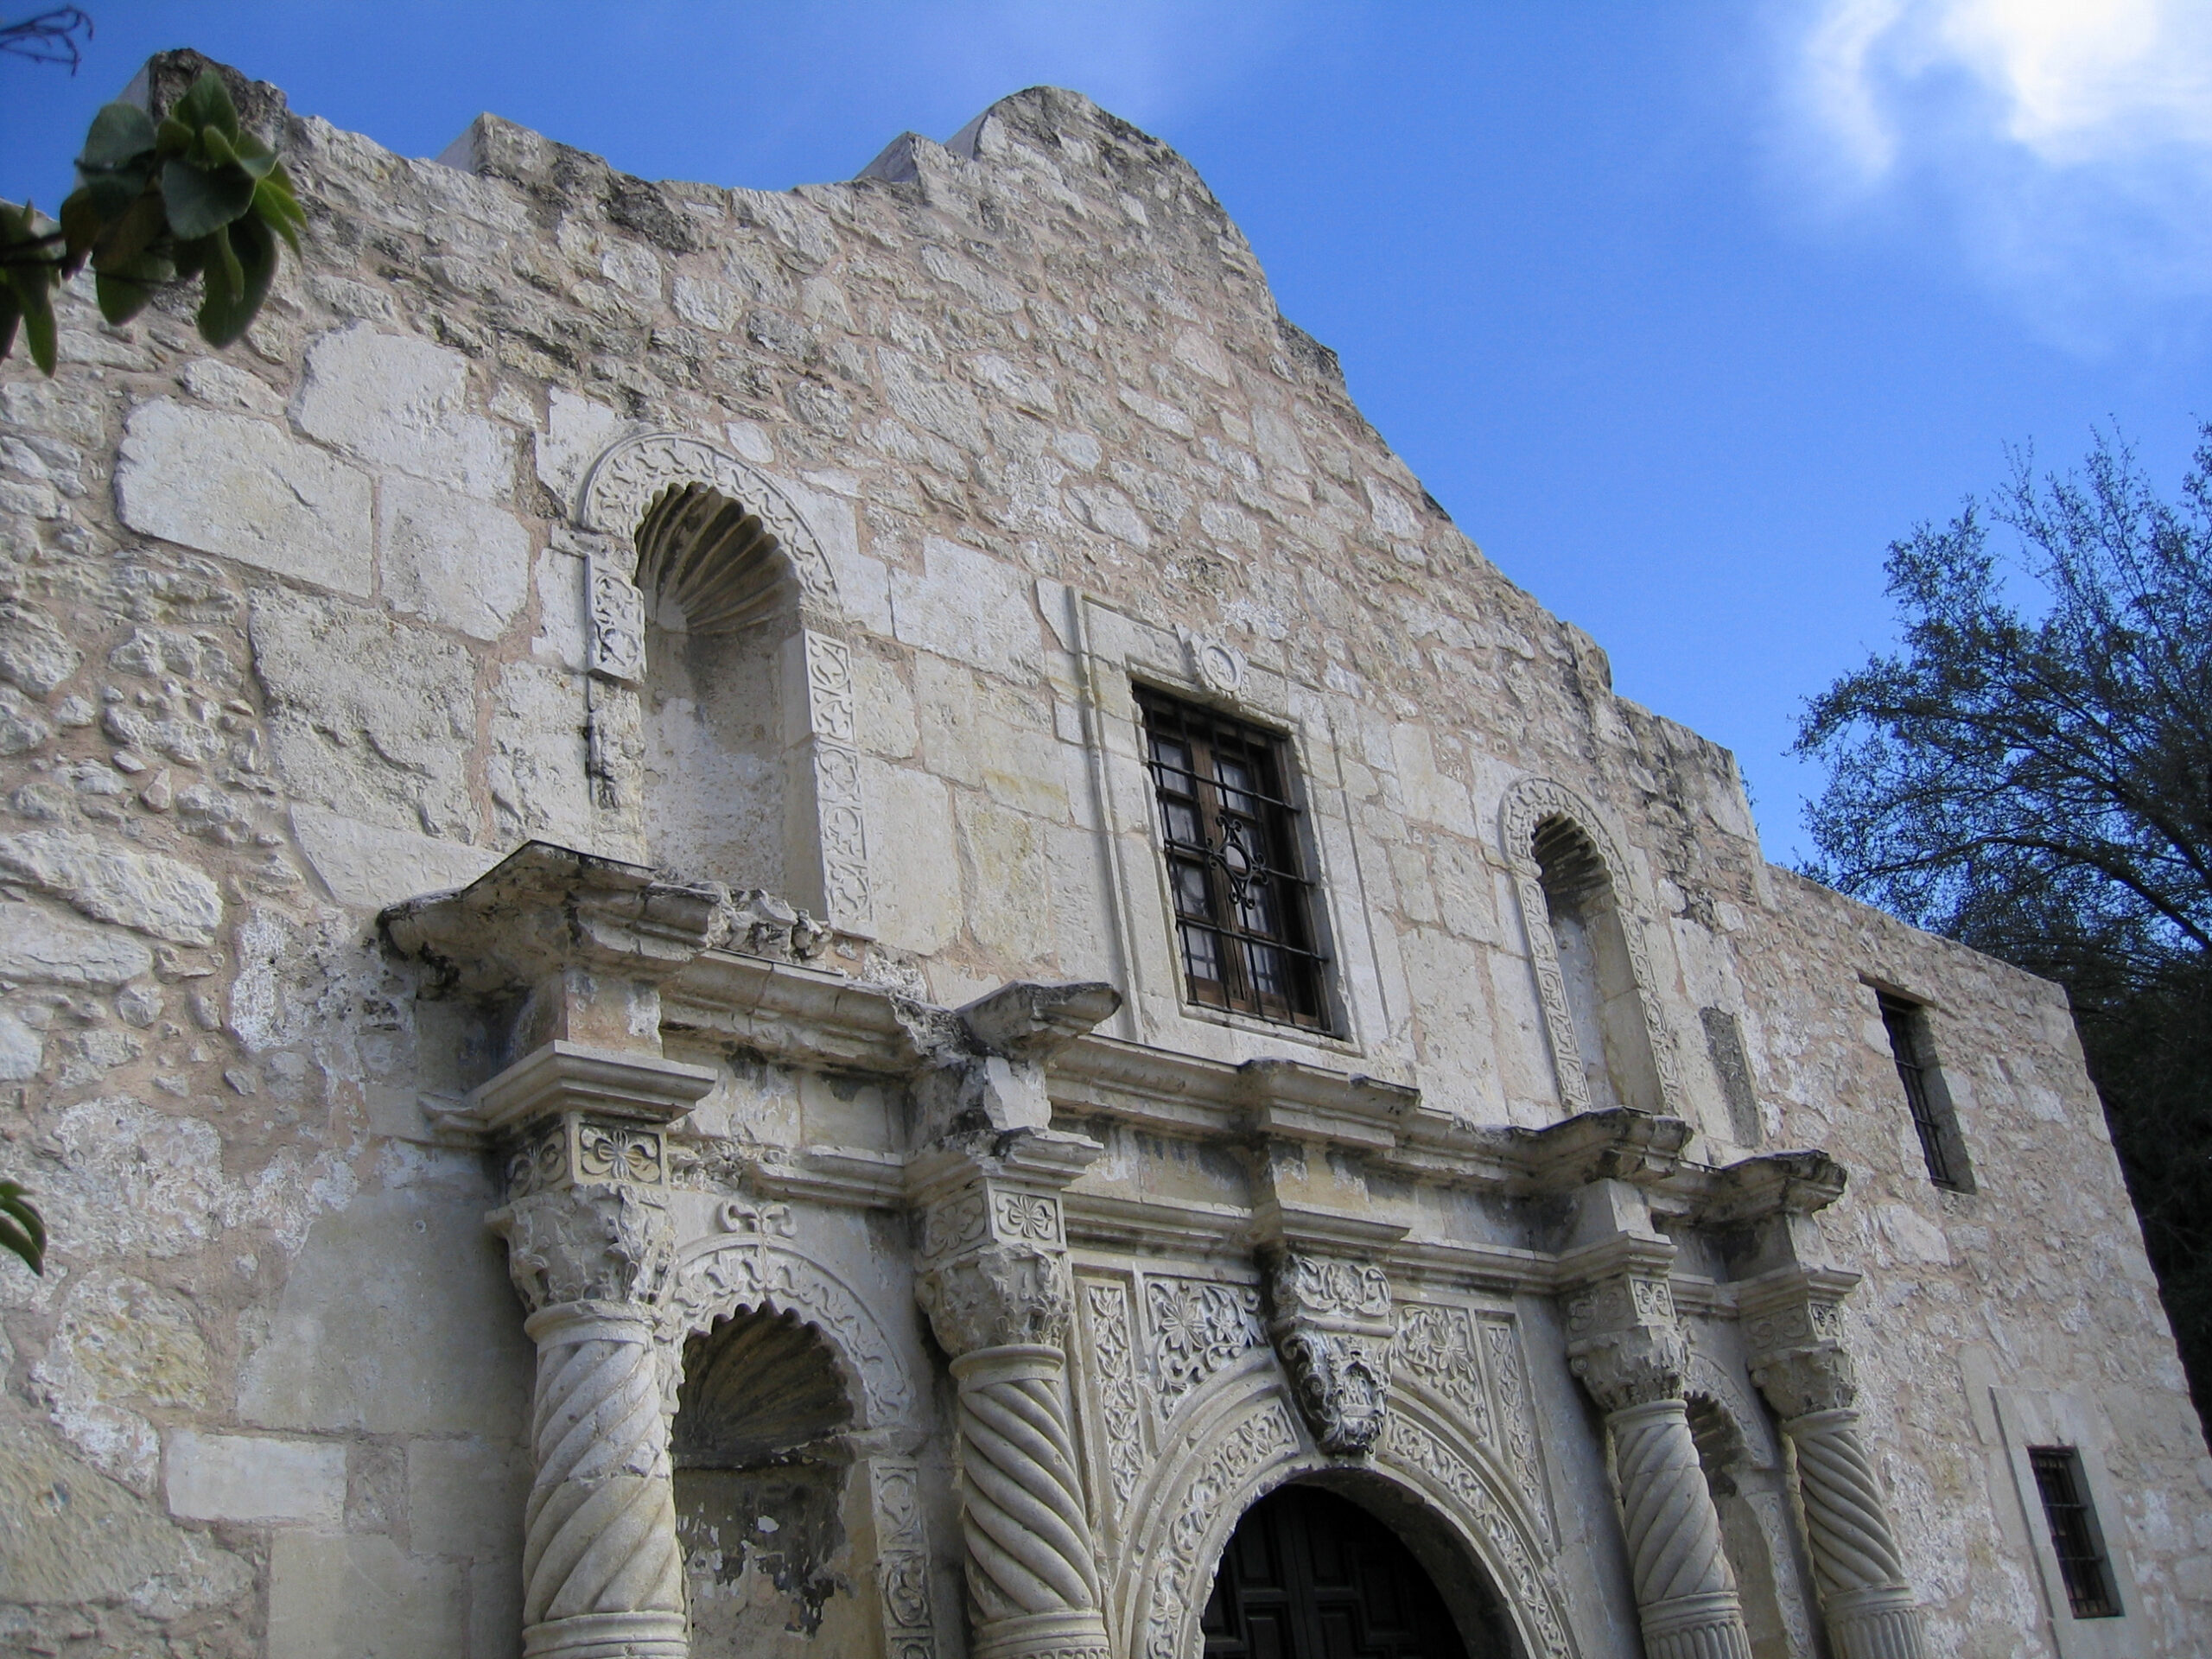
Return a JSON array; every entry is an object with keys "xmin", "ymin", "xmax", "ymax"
[
  {"xmin": 575, "ymin": 430, "xmax": 874, "ymax": 938},
  {"xmin": 1497, "ymin": 777, "xmax": 1681, "ymax": 1116}
]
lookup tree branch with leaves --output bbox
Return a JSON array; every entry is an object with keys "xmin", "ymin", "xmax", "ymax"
[
  {"xmin": 1797, "ymin": 423, "xmax": 2212, "ymax": 1422},
  {"xmin": 2, "ymin": 67, "xmax": 306, "ymax": 372}
]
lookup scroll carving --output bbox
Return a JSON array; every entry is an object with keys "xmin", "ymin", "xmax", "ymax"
[
  {"xmin": 869, "ymin": 1458, "xmax": 939, "ymax": 1659},
  {"xmin": 1080, "ymin": 1278, "xmax": 1147, "ymax": 1514},
  {"xmin": 1142, "ymin": 1400, "xmax": 1300, "ymax": 1659},
  {"xmin": 1265, "ymin": 1254, "xmax": 1394, "ymax": 1456}
]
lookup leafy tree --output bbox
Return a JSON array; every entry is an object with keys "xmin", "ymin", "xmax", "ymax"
[
  {"xmin": 2, "ymin": 67, "xmax": 307, "ymax": 372},
  {"xmin": 1797, "ymin": 423, "xmax": 2212, "ymax": 1418}
]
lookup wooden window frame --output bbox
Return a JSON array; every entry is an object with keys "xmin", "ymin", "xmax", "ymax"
[{"xmin": 1135, "ymin": 687, "xmax": 1332, "ymax": 1033}]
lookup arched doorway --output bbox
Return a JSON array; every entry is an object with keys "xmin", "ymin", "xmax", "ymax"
[{"xmin": 1201, "ymin": 1484, "xmax": 1503, "ymax": 1659}]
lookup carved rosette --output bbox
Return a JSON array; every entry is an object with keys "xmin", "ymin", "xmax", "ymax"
[
  {"xmin": 916, "ymin": 1179, "xmax": 1109, "ymax": 1659},
  {"xmin": 1263, "ymin": 1253, "xmax": 1395, "ymax": 1456},
  {"xmin": 1745, "ymin": 1288, "xmax": 1929, "ymax": 1659},
  {"xmin": 1566, "ymin": 1269, "xmax": 1752, "ymax": 1659}
]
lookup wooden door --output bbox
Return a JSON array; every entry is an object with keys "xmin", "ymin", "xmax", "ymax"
[{"xmin": 1200, "ymin": 1485, "xmax": 1471, "ymax": 1659}]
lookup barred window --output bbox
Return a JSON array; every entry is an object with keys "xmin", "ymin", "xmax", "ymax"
[
  {"xmin": 1136, "ymin": 689, "xmax": 1330, "ymax": 1031},
  {"xmin": 2029, "ymin": 1446, "xmax": 2121, "ymax": 1619},
  {"xmin": 1878, "ymin": 994, "xmax": 1973, "ymax": 1192}
]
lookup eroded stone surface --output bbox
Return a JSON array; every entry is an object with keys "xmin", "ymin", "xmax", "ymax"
[{"xmin": 116, "ymin": 399, "xmax": 372, "ymax": 594}]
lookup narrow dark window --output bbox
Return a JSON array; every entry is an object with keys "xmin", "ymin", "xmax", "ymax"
[
  {"xmin": 1136, "ymin": 689, "xmax": 1329, "ymax": 1031},
  {"xmin": 2029, "ymin": 1446, "xmax": 2121, "ymax": 1618},
  {"xmin": 1878, "ymin": 995, "xmax": 1967, "ymax": 1191}
]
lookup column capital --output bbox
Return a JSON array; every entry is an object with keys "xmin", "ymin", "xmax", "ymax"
[
  {"xmin": 493, "ymin": 1182, "xmax": 677, "ymax": 1318},
  {"xmin": 1561, "ymin": 1231, "xmax": 1688, "ymax": 1411},
  {"xmin": 909, "ymin": 1132, "xmax": 1099, "ymax": 1358}
]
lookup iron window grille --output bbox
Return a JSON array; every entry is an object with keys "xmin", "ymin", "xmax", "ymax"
[
  {"xmin": 1136, "ymin": 688, "xmax": 1331, "ymax": 1032},
  {"xmin": 1878, "ymin": 995, "xmax": 1965, "ymax": 1191},
  {"xmin": 2028, "ymin": 1446, "xmax": 2121, "ymax": 1619}
]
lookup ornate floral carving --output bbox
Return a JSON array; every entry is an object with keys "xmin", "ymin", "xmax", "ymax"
[
  {"xmin": 1393, "ymin": 1305, "xmax": 1490, "ymax": 1431},
  {"xmin": 1143, "ymin": 1401, "xmax": 1300, "ymax": 1659},
  {"xmin": 1265, "ymin": 1254, "xmax": 1395, "ymax": 1455},
  {"xmin": 1147, "ymin": 1278, "xmax": 1264, "ymax": 1410},
  {"xmin": 1379, "ymin": 1415, "xmax": 1576, "ymax": 1659},
  {"xmin": 1569, "ymin": 1325, "xmax": 1689, "ymax": 1414},
  {"xmin": 664, "ymin": 1236, "xmax": 914, "ymax": 1427},
  {"xmin": 577, "ymin": 432, "xmax": 838, "ymax": 607},
  {"xmin": 586, "ymin": 554, "xmax": 646, "ymax": 683},
  {"xmin": 1497, "ymin": 776, "xmax": 1684, "ymax": 1115},
  {"xmin": 1080, "ymin": 1278, "xmax": 1147, "ymax": 1513},
  {"xmin": 507, "ymin": 1116, "xmax": 669, "ymax": 1200},
  {"xmin": 496, "ymin": 1185, "xmax": 676, "ymax": 1314},
  {"xmin": 1180, "ymin": 631, "xmax": 1248, "ymax": 697}
]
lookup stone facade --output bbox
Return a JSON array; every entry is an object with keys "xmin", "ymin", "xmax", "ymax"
[{"xmin": 0, "ymin": 51, "xmax": 2205, "ymax": 1659}]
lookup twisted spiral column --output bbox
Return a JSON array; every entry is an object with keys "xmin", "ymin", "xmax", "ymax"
[
  {"xmin": 520, "ymin": 1301, "xmax": 688, "ymax": 1658},
  {"xmin": 1570, "ymin": 1313, "xmax": 1752, "ymax": 1659},
  {"xmin": 1754, "ymin": 1344, "xmax": 1928, "ymax": 1659},
  {"xmin": 950, "ymin": 1344, "xmax": 1104, "ymax": 1653},
  {"xmin": 916, "ymin": 1159, "xmax": 1109, "ymax": 1659}
]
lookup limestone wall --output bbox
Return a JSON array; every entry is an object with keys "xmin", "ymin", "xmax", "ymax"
[{"xmin": 0, "ymin": 54, "xmax": 2202, "ymax": 1659}]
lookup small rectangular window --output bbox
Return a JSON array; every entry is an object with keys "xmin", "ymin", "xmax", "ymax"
[
  {"xmin": 1877, "ymin": 994, "xmax": 1971, "ymax": 1192},
  {"xmin": 2029, "ymin": 1446, "xmax": 2121, "ymax": 1619},
  {"xmin": 1135, "ymin": 689, "xmax": 1330, "ymax": 1031}
]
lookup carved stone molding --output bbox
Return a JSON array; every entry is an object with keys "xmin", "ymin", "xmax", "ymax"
[
  {"xmin": 1387, "ymin": 1302, "xmax": 1555, "ymax": 1550},
  {"xmin": 1077, "ymin": 1276, "xmax": 1147, "ymax": 1517},
  {"xmin": 918, "ymin": 1242, "xmax": 1072, "ymax": 1354},
  {"xmin": 1262, "ymin": 1252, "xmax": 1395, "ymax": 1456},
  {"xmin": 1497, "ymin": 776, "xmax": 1683, "ymax": 1116},
  {"xmin": 1148, "ymin": 1276, "xmax": 1265, "ymax": 1412},
  {"xmin": 864, "ymin": 1457, "xmax": 941, "ymax": 1659}
]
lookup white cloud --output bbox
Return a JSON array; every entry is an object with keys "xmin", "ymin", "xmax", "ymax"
[{"xmin": 1783, "ymin": 0, "xmax": 2212, "ymax": 341}]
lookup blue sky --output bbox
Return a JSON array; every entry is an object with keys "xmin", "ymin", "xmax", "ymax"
[{"xmin": 5, "ymin": 2, "xmax": 2209, "ymax": 864}]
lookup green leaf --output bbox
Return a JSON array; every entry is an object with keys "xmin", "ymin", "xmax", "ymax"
[
  {"xmin": 0, "ymin": 1181, "xmax": 45, "ymax": 1277},
  {"xmin": 172, "ymin": 72, "xmax": 240, "ymax": 145},
  {"xmin": 20, "ymin": 279, "xmax": 56, "ymax": 374},
  {"xmin": 76, "ymin": 102, "xmax": 158, "ymax": 172},
  {"xmin": 200, "ymin": 125, "xmax": 238, "ymax": 170},
  {"xmin": 92, "ymin": 191, "xmax": 168, "ymax": 271},
  {"xmin": 0, "ymin": 291, "xmax": 20, "ymax": 365},
  {"xmin": 161, "ymin": 156, "xmax": 255, "ymax": 240},
  {"xmin": 95, "ymin": 250, "xmax": 172, "ymax": 325},
  {"xmin": 196, "ymin": 213, "xmax": 274, "ymax": 349},
  {"xmin": 156, "ymin": 115, "xmax": 192, "ymax": 156},
  {"xmin": 252, "ymin": 170, "xmax": 306, "ymax": 252}
]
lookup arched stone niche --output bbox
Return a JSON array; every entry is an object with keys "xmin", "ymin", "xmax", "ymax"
[
  {"xmin": 1498, "ymin": 778, "xmax": 1681, "ymax": 1118},
  {"xmin": 663, "ymin": 1219, "xmax": 936, "ymax": 1659},
  {"xmin": 577, "ymin": 432, "xmax": 873, "ymax": 937},
  {"xmin": 1120, "ymin": 1369, "xmax": 1579, "ymax": 1659}
]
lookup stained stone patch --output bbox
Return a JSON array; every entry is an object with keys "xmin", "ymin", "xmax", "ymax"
[{"xmin": 378, "ymin": 474, "xmax": 532, "ymax": 639}]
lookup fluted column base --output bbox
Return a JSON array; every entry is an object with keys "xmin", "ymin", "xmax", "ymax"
[
  {"xmin": 523, "ymin": 1609, "xmax": 688, "ymax": 1659},
  {"xmin": 972, "ymin": 1608, "xmax": 1112, "ymax": 1659},
  {"xmin": 1643, "ymin": 1589, "xmax": 1756, "ymax": 1659},
  {"xmin": 1825, "ymin": 1586, "xmax": 1929, "ymax": 1659}
]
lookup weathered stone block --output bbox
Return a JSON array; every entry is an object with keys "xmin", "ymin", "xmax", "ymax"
[
  {"xmin": 293, "ymin": 323, "xmax": 515, "ymax": 501},
  {"xmin": 238, "ymin": 1182, "xmax": 532, "ymax": 1439},
  {"xmin": 116, "ymin": 400, "xmax": 372, "ymax": 595},
  {"xmin": 251, "ymin": 589, "xmax": 479, "ymax": 840},
  {"xmin": 268, "ymin": 1531, "xmax": 469, "ymax": 1659},
  {"xmin": 0, "ymin": 898, "xmax": 154, "ymax": 986},
  {"xmin": 406, "ymin": 1437, "xmax": 527, "ymax": 1558},
  {"xmin": 378, "ymin": 475, "xmax": 532, "ymax": 639},
  {"xmin": 891, "ymin": 537, "xmax": 1042, "ymax": 677},
  {"xmin": 166, "ymin": 1429, "xmax": 346, "ymax": 1525},
  {"xmin": 292, "ymin": 805, "xmax": 503, "ymax": 912},
  {"xmin": 0, "ymin": 830, "xmax": 223, "ymax": 945}
]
